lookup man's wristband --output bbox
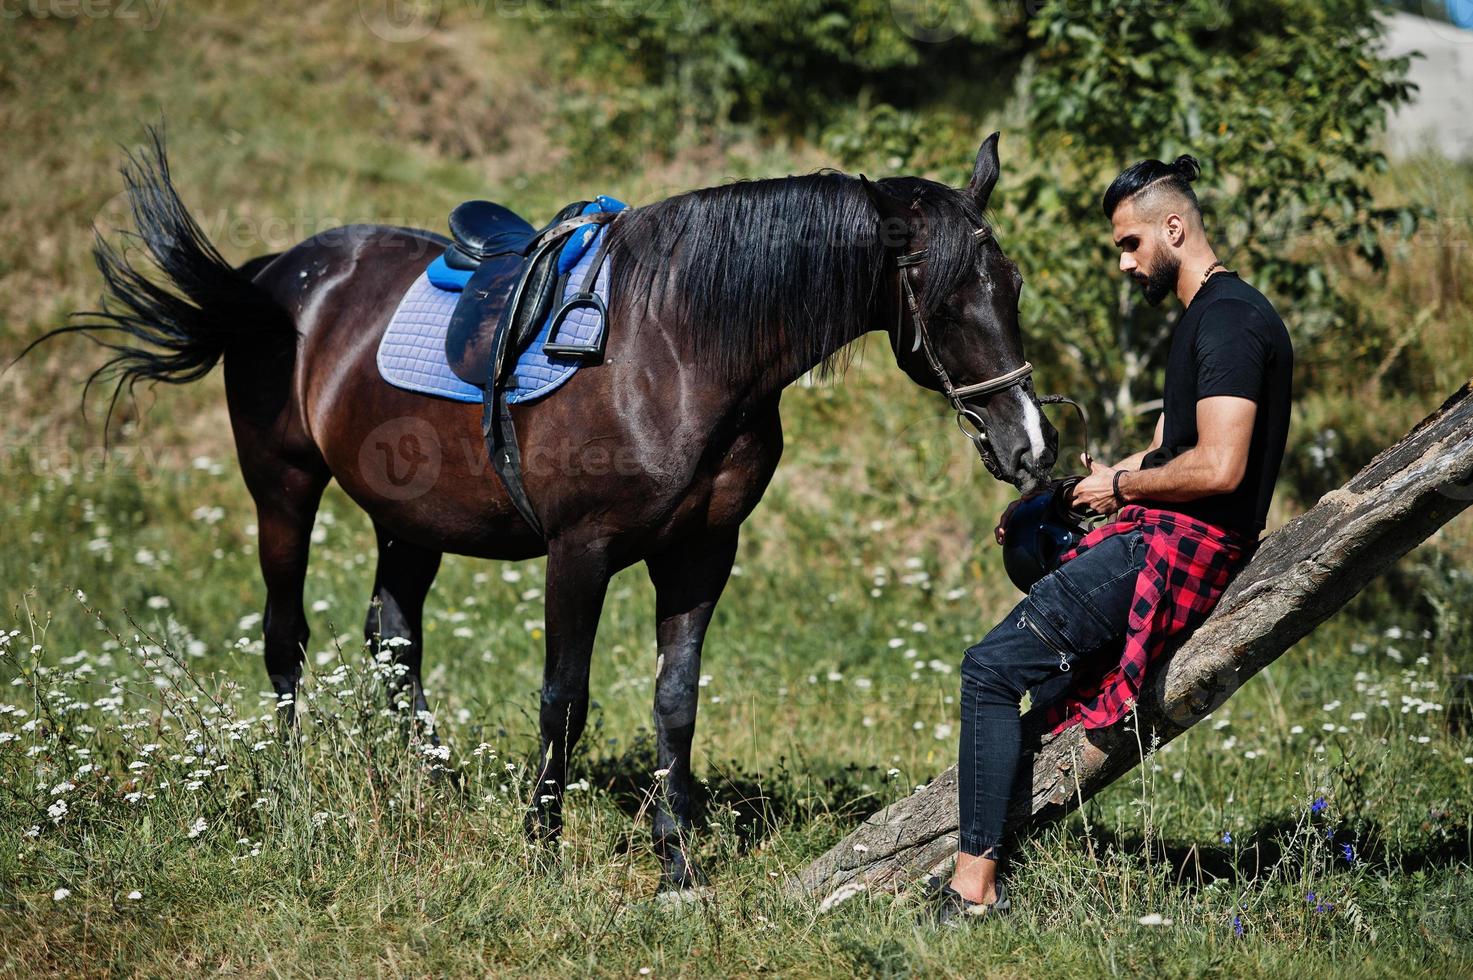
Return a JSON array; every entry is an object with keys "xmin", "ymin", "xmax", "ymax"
[{"xmin": 1112, "ymin": 469, "xmax": 1128, "ymax": 506}]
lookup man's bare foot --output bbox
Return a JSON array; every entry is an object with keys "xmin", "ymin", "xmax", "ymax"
[{"xmin": 950, "ymin": 850, "xmax": 1002, "ymax": 905}]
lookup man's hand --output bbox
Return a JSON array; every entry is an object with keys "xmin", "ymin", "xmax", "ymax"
[{"xmin": 1071, "ymin": 453, "xmax": 1123, "ymax": 516}]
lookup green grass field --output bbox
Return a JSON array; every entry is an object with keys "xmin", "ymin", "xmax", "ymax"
[{"xmin": 3, "ymin": 4, "xmax": 1472, "ymax": 976}]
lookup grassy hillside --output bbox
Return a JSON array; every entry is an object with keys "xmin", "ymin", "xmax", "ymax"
[{"xmin": 2, "ymin": 3, "xmax": 1471, "ymax": 976}]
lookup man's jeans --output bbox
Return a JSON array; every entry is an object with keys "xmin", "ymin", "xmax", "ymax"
[{"xmin": 958, "ymin": 528, "xmax": 1147, "ymax": 859}]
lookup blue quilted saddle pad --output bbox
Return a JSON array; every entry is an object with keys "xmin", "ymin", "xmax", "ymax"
[
  {"xmin": 376, "ymin": 221, "xmax": 615, "ymax": 405},
  {"xmin": 375, "ymin": 272, "xmax": 477, "ymax": 402}
]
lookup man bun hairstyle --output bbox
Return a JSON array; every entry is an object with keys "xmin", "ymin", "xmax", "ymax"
[{"xmin": 1102, "ymin": 154, "xmax": 1203, "ymax": 220}]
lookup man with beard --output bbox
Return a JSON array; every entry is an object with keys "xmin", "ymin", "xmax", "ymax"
[{"xmin": 930, "ymin": 155, "xmax": 1293, "ymax": 922}]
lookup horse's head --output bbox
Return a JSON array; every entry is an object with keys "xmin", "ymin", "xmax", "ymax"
[{"xmin": 863, "ymin": 133, "xmax": 1057, "ymax": 495}]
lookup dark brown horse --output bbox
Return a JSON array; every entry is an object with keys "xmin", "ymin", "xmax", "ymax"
[{"xmin": 41, "ymin": 130, "xmax": 1057, "ymax": 889}]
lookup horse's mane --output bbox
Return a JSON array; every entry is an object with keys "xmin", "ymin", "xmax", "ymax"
[{"xmin": 607, "ymin": 170, "xmax": 988, "ymax": 381}]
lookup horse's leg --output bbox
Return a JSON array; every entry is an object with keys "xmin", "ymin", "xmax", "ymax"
[
  {"xmin": 251, "ymin": 462, "xmax": 330, "ymax": 722},
  {"xmin": 644, "ymin": 528, "xmax": 739, "ymax": 890},
  {"xmin": 528, "ymin": 538, "xmax": 612, "ymax": 844},
  {"xmin": 363, "ymin": 524, "xmax": 444, "ymax": 739}
]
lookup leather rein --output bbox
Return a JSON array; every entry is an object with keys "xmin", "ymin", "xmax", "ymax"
[{"xmin": 892, "ymin": 225, "xmax": 1093, "ymax": 479}]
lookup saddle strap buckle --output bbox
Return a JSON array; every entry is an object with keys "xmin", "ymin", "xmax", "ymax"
[{"xmin": 542, "ymin": 291, "xmax": 609, "ymax": 362}]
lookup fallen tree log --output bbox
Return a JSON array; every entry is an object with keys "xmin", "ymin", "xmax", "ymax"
[{"xmin": 796, "ymin": 382, "xmax": 1473, "ymax": 904}]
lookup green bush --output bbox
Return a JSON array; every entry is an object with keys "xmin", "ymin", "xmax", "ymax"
[
  {"xmin": 1278, "ymin": 391, "xmax": 1428, "ymax": 507},
  {"xmin": 544, "ymin": 0, "xmax": 1423, "ymax": 469},
  {"xmin": 534, "ymin": 0, "xmax": 1012, "ymax": 162},
  {"xmin": 998, "ymin": 0, "xmax": 1421, "ymax": 453}
]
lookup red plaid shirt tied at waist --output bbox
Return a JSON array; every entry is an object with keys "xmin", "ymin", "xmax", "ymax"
[{"xmin": 1041, "ymin": 505, "xmax": 1252, "ymax": 736}]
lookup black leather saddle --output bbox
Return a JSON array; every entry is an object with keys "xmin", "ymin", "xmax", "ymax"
[
  {"xmin": 438, "ymin": 197, "xmax": 622, "ymax": 540},
  {"xmin": 443, "ymin": 200, "xmax": 535, "ymax": 269},
  {"xmin": 445, "ymin": 200, "xmax": 616, "ymax": 388}
]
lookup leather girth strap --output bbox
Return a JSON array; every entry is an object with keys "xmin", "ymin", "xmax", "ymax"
[
  {"xmin": 481, "ymin": 210, "xmax": 621, "ymax": 539},
  {"xmin": 484, "ymin": 391, "xmax": 542, "ymax": 538}
]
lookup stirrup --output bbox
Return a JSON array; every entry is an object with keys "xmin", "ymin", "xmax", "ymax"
[{"xmin": 542, "ymin": 291, "xmax": 608, "ymax": 361}]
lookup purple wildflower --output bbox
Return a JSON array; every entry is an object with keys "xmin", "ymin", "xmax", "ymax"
[
  {"xmin": 1221, "ymin": 832, "xmax": 1232, "ymax": 845},
  {"xmin": 1311, "ymin": 797, "xmax": 1327, "ymax": 814},
  {"xmin": 1232, "ymin": 914, "xmax": 1244, "ymax": 937},
  {"xmin": 1341, "ymin": 843, "xmax": 1355, "ymax": 864},
  {"xmin": 1307, "ymin": 891, "xmax": 1316, "ymax": 904}
]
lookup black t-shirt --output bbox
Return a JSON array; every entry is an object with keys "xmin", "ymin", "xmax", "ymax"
[{"xmin": 1138, "ymin": 272, "xmax": 1293, "ymax": 538}]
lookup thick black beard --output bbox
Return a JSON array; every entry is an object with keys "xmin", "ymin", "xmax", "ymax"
[{"xmin": 1133, "ymin": 254, "xmax": 1179, "ymax": 307}]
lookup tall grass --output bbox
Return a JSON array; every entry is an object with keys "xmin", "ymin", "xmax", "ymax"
[{"xmin": 4, "ymin": 540, "xmax": 1471, "ymax": 974}]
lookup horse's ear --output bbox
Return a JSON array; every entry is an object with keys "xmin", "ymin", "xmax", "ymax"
[
  {"xmin": 860, "ymin": 174, "xmax": 913, "ymax": 250},
  {"xmin": 967, "ymin": 132, "xmax": 1001, "ymax": 210}
]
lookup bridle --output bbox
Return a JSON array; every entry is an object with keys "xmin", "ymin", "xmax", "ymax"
[{"xmin": 890, "ymin": 224, "xmax": 1091, "ymax": 481}]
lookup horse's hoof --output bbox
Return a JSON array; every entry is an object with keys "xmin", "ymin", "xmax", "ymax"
[
  {"xmin": 522, "ymin": 808, "xmax": 562, "ymax": 846},
  {"xmin": 657, "ymin": 853, "xmax": 708, "ymax": 893}
]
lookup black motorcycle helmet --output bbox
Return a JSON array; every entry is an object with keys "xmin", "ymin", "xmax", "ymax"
[{"xmin": 1001, "ymin": 475, "xmax": 1093, "ymax": 593}]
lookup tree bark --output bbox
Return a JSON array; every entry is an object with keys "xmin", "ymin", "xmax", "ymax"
[{"xmin": 796, "ymin": 382, "xmax": 1473, "ymax": 905}]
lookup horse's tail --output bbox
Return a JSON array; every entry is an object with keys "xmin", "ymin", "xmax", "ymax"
[{"xmin": 17, "ymin": 125, "xmax": 295, "ymax": 429}]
